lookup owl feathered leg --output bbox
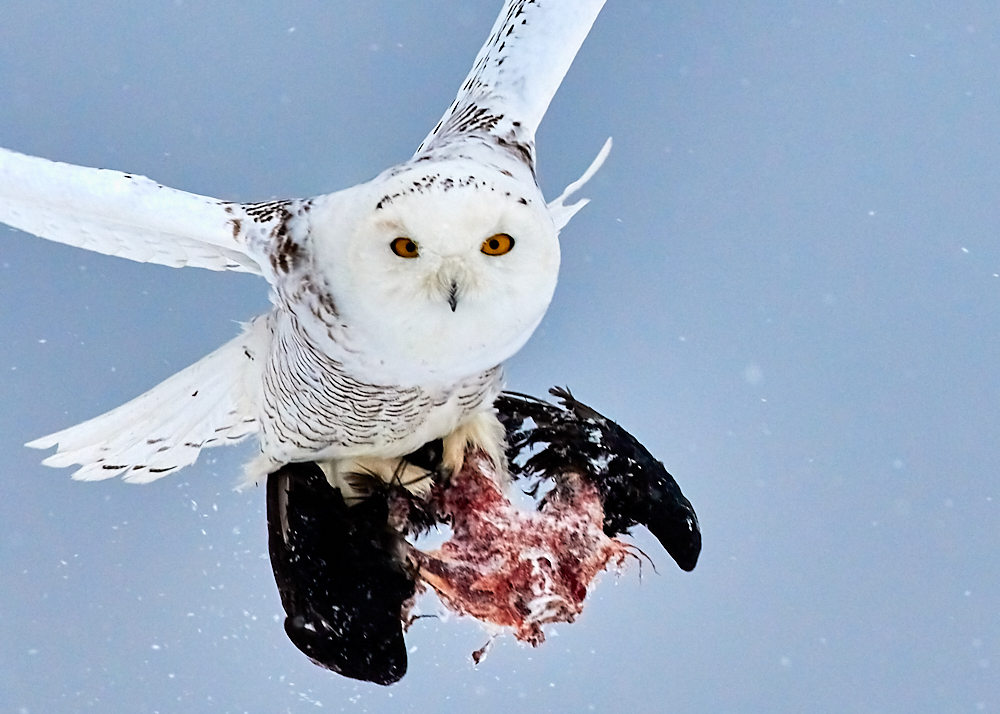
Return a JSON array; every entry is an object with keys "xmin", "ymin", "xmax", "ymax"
[
  {"xmin": 441, "ymin": 409, "xmax": 507, "ymax": 482},
  {"xmin": 26, "ymin": 316, "xmax": 269, "ymax": 483},
  {"xmin": 300, "ymin": 409, "xmax": 509, "ymax": 506}
]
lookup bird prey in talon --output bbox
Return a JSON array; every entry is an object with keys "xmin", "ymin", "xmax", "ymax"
[
  {"xmin": 267, "ymin": 388, "xmax": 701, "ymax": 685},
  {"xmin": 0, "ymin": 0, "xmax": 613, "ymax": 488}
]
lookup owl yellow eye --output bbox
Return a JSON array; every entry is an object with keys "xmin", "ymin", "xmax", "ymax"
[
  {"xmin": 481, "ymin": 233, "xmax": 514, "ymax": 256},
  {"xmin": 390, "ymin": 237, "xmax": 419, "ymax": 258}
]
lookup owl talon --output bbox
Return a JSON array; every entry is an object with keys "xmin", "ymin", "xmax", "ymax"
[
  {"xmin": 441, "ymin": 409, "xmax": 508, "ymax": 485},
  {"xmin": 320, "ymin": 456, "xmax": 436, "ymax": 504},
  {"xmin": 317, "ymin": 409, "xmax": 508, "ymax": 506}
]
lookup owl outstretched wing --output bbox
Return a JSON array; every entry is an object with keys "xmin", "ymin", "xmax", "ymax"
[
  {"xmin": 0, "ymin": 147, "xmax": 279, "ymax": 275},
  {"xmin": 416, "ymin": 0, "xmax": 608, "ymax": 173}
]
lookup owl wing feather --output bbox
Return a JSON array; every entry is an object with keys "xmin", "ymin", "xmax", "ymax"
[
  {"xmin": 25, "ymin": 316, "xmax": 270, "ymax": 484},
  {"xmin": 416, "ymin": 0, "xmax": 608, "ymax": 173},
  {"xmin": 0, "ymin": 146, "xmax": 275, "ymax": 275}
]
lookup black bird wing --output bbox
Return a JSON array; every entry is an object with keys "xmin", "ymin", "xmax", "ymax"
[
  {"xmin": 496, "ymin": 387, "xmax": 702, "ymax": 571},
  {"xmin": 267, "ymin": 462, "xmax": 415, "ymax": 686}
]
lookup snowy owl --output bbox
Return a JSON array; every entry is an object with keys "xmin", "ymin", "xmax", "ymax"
[{"xmin": 0, "ymin": 0, "xmax": 612, "ymax": 487}]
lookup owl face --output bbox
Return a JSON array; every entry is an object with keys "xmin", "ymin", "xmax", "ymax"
[{"xmin": 310, "ymin": 163, "xmax": 560, "ymax": 385}]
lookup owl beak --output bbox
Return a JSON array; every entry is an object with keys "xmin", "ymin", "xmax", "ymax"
[{"xmin": 433, "ymin": 260, "xmax": 464, "ymax": 311}]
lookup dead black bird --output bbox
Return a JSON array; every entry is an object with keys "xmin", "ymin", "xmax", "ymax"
[{"xmin": 266, "ymin": 388, "xmax": 701, "ymax": 685}]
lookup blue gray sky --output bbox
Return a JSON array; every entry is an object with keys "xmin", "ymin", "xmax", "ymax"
[{"xmin": 1, "ymin": 1, "xmax": 998, "ymax": 712}]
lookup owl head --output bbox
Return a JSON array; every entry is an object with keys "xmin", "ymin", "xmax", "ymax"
[{"xmin": 308, "ymin": 159, "xmax": 560, "ymax": 385}]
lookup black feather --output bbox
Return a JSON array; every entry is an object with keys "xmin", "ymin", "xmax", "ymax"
[
  {"xmin": 496, "ymin": 387, "xmax": 701, "ymax": 571},
  {"xmin": 266, "ymin": 462, "xmax": 415, "ymax": 685}
]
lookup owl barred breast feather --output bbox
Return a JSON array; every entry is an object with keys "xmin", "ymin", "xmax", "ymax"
[{"xmin": 0, "ymin": 0, "xmax": 612, "ymax": 488}]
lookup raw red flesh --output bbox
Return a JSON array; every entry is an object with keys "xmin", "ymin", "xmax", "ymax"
[{"xmin": 407, "ymin": 452, "xmax": 632, "ymax": 645}]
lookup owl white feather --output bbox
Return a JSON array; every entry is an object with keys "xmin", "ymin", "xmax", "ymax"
[{"xmin": 0, "ymin": 0, "xmax": 612, "ymax": 486}]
